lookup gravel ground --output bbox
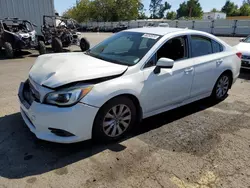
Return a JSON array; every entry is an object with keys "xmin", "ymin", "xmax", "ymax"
[{"xmin": 0, "ymin": 33, "xmax": 250, "ymax": 188}]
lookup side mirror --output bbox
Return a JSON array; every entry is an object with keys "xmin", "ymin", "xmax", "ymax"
[
  {"xmin": 154, "ymin": 58, "xmax": 174, "ymax": 74},
  {"xmin": 239, "ymin": 38, "xmax": 245, "ymax": 42},
  {"xmin": 156, "ymin": 58, "xmax": 174, "ymax": 68}
]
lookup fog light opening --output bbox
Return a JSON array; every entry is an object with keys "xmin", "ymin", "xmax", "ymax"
[{"xmin": 48, "ymin": 128, "xmax": 75, "ymax": 137}]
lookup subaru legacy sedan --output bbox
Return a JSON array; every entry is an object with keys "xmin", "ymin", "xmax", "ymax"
[{"xmin": 18, "ymin": 28, "xmax": 241, "ymax": 143}]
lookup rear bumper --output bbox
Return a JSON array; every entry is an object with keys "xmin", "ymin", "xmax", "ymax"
[{"xmin": 18, "ymin": 82, "xmax": 99, "ymax": 144}]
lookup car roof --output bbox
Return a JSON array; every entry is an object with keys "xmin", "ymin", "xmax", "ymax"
[{"xmin": 126, "ymin": 27, "xmax": 189, "ymax": 36}]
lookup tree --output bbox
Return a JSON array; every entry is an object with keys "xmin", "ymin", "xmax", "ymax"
[
  {"xmin": 158, "ymin": 2, "xmax": 171, "ymax": 18},
  {"xmin": 239, "ymin": 3, "xmax": 250, "ymax": 16},
  {"xmin": 138, "ymin": 2, "xmax": 148, "ymax": 19},
  {"xmin": 176, "ymin": 0, "xmax": 202, "ymax": 18},
  {"xmin": 149, "ymin": 0, "xmax": 163, "ymax": 18},
  {"xmin": 177, "ymin": 2, "xmax": 188, "ymax": 18},
  {"xmin": 166, "ymin": 11, "xmax": 177, "ymax": 19},
  {"xmin": 211, "ymin": 8, "xmax": 218, "ymax": 12},
  {"xmin": 63, "ymin": 0, "xmax": 142, "ymax": 22},
  {"xmin": 243, "ymin": 0, "xmax": 250, "ymax": 4},
  {"xmin": 221, "ymin": 0, "xmax": 239, "ymax": 16}
]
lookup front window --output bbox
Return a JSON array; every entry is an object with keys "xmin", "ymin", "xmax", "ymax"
[{"xmin": 86, "ymin": 32, "xmax": 161, "ymax": 66}]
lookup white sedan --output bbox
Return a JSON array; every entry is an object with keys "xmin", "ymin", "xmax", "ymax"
[
  {"xmin": 18, "ymin": 28, "xmax": 241, "ymax": 143},
  {"xmin": 236, "ymin": 36, "xmax": 250, "ymax": 69}
]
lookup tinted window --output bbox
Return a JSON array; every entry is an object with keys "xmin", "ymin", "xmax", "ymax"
[
  {"xmin": 191, "ymin": 36, "xmax": 212, "ymax": 57},
  {"xmin": 212, "ymin": 40, "xmax": 223, "ymax": 53}
]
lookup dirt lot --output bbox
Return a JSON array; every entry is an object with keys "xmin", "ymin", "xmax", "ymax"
[{"xmin": 0, "ymin": 33, "xmax": 250, "ymax": 188}]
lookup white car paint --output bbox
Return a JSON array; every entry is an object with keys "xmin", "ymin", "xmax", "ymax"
[
  {"xmin": 19, "ymin": 27, "xmax": 241, "ymax": 143},
  {"xmin": 29, "ymin": 53, "xmax": 128, "ymax": 88},
  {"xmin": 236, "ymin": 41, "xmax": 250, "ymax": 69}
]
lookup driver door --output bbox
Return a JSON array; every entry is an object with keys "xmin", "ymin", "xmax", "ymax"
[{"xmin": 141, "ymin": 35, "xmax": 195, "ymax": 115}]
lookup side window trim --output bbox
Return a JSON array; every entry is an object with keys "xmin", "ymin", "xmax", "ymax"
[{"xmin": 142, "ymin": 34, "xmax": 189, "ymax": 69}]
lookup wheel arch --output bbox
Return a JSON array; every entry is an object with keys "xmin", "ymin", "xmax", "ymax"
[
  {"xmin": 221, "ymin": 69, "xmax": 233, "ymax": 88},
  {"xmin": 91, "ymin": 93, "xmax": 143, "ymax": 136}
]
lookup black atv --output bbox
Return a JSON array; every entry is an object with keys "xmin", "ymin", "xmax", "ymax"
[
  {"xmin": 0, "ymin": 18, "xmax": 46, "ymax": 58},
  {"xmin": 41, "ymin": 15, "xmax": 89, "ymax": 53}
]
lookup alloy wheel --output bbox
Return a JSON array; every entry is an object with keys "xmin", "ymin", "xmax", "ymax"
[
  {"xmin": 216, "ymin": 75, "xmax": 229, "ymax": 99},
  {"xmin": 103, "ymin": 104, "xmax": 132, "ymax": 137}
]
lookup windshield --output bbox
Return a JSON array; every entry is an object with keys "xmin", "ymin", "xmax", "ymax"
[
  {"xmin": 86, "ymin": 32, "xmax": 161, "ymax": 66},
  {"xmin": 243, "ymin": 36, "xmax": 250, "ymax": 43}
]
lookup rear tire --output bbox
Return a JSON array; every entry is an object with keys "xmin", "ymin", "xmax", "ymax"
[
  {"xmin": 52, "ymin": 37, "xmax": 63, "ymax": 53},
  {"xmin": 4, "ymin": 42, "xmax": 13, "ymax": 58},
  {"xmin": 92, "ymin": 97, "xmax": 137, "ymax": 142},
  {"xmin": 38, "ymin": 41, "xmax": 46, "ymax": 55},
  {"xmin": 211, "ymin": 72, "xmax": 232, "ymax": 101}
]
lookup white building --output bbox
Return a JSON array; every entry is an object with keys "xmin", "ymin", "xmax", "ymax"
[{"xmin": 203, "ymin": 12, "xmax": 226, "ymax": 20}]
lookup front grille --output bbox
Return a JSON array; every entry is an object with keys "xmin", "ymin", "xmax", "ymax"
[
  {"xmin": 23, "ymin": 80, "xmax": 40, "ymax": 105},
  {"xmin": 242, "ymin": 55, "xmax": 250, "ymax": 60},
  {"xmin": 22, "ymin": 37, "xmax": 31, "ymax": 44},
  {"xmin": 29, "ymin": 81, "xmax": 40, "ymax": 101},
  {"xmin": 242, "ymin": 60, "xmax": 250, "ymax": 68}
]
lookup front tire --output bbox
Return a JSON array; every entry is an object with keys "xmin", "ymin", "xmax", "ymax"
[
  {"xmin": 38, "ymin": 41, "xmax": 46, "ymax": 55},
  {"xmin": 92, "ymin": 97, "xmax": 137, "ymax": 142},
  {"xmin": 211, "ymin": 73, "xmax": 231, "ymax": 101},
  {"xmin": 52, "ymin": 37, "xmax": 63, "ymax": 53},
  {"xmin": 4, "ymin": 42, "xmax": 14, "ymax": 58},
  {"xmin": 80, "ymin": 37, "xmax": 90, "ymax": 52}
]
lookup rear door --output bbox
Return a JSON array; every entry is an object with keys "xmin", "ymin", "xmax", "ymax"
[{"xmin": 190, "ymin": 35, "xmax": 225, "ymax": 98}]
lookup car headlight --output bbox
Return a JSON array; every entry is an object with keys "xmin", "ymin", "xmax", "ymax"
[{"xmin": 45, "ymin": 86, "xmax": 93, "ymax": 106}]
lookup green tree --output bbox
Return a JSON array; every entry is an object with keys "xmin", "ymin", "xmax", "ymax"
[
  {"xmin": 177, "ymin": 0, "xmax": 202, "ymax": 18},
  {"xmin": 177, "ymin": 2, "xmax": 188, "ymax": 18},
  {"xmin": 158, "ymin": 2, "xmax": 171, "ymax": 18},
  {"xmin": 63, "ymin": 0, "xmax": 142, "ymax": 22},
  {"xmin": 138, "ymin": 2, "xmax": 148, "ymax": 19},
  {"xmin": 166, "ymin": 11, "xmax": 177, "ymax": 19},
  {"xmin": 149, "ymin": 0, "xmax": 163, "ymax": 18},
  {"xmin": 239, "ymin": 3, "xmax": 250, "ymax": 16},
  {"xmin": 221, "ymin": 0, "xmax": 239, "ymax": 16},
  {"xmin": 211, "ymin": 8, "xmax": 218, "ymax": 12}
]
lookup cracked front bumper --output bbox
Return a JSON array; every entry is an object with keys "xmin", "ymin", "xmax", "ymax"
[{"xmin": 18, "ymin": 82, "xmax": 99, "ymax": 144}]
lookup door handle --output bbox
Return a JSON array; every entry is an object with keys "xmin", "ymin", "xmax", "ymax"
[
  {"xmin": 184, "ymin": 67, "xmax": 194, "ymax": 74},
  {"xmin": 216, "ymin": 59, "xmax": 223, "ymax": 65}
]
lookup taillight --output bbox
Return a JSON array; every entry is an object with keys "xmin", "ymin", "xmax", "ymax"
[{"xmin": 236, "ymin": 52, "xmax": 242, "ymax": 59}]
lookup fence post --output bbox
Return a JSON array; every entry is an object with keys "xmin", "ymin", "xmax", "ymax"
[
  {"xmin": 233, "ymin": 20, "xmax": 238, "ymax": 36},
  {"xmin": 137, "ymin": 21, "xmax": 140, "ymax": 28},
  {"xmin": 211, "ymin": 20, "xmax": 214, "ymax": 34},
  {"xmin": 192, "ymin": 20, "xmax": 195, "ymax": 29}
]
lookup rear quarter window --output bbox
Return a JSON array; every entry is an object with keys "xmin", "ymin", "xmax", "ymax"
[{"xmin": 212, "ymin": 40, "xmax": 224, "ymax": 53}]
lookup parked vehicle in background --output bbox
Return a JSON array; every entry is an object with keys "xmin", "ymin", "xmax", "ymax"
[
  {"xmin": 0, "ymin": 18, "xmax": 46, "ymax": 58},
  {"xmin": 40, "ymin": 15, "xmax": 89, "ymax": 53},
  {"xmin": 236, "ymin": 36, "xmax": 250, "ymax": 69},
  {"xmin": 158, "ymin": 23, "xmax": 169, "ymax": 27},
  {"xmin": 143, "ymin": 22, "xmax": 156, "ymax": 27},
  {"xmin": 112, "ymin": 24, "xmax": 128, "ymax": 33},
  {"xmin": 18, "ymin": 27, "xmax": 241, "ymax": 144}
]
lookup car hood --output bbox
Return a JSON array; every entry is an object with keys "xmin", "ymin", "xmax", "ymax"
[
  {"xmin": 29, "ymin": 52, "xmax": 128, "ymax": 88},
  {"xmin": 236, "ymin": 42, "xmax": 250, "ymax": 55}
]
